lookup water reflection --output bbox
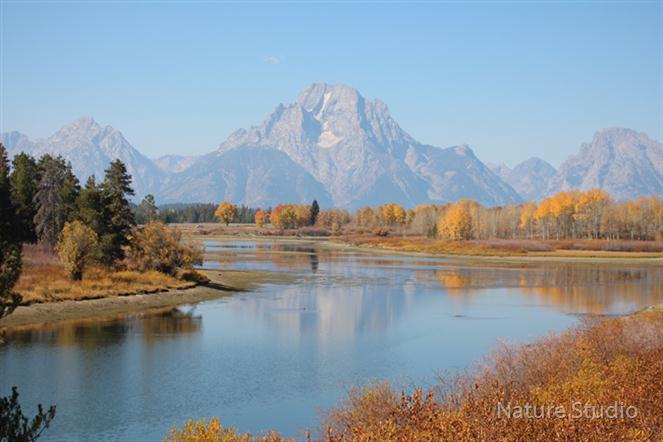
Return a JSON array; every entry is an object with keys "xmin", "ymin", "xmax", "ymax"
[
  {"xmin": 205, "ymin": 241, "xmax": 663, "ymax": 317},
  {"xmin": 5, "ymin": 308, "xmax": 202, "ymax": 346}
]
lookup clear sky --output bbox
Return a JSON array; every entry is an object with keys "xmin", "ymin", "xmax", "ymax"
[{"xmin": 1, "ymin": 1, "xmax": 661, "ymax": 167}]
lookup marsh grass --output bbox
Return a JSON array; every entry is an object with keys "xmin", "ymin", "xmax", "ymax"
[
  {"xmin": 346, "ymin": 236, "xmax": 663, "ymax": 257},
  {"xmin": 16, "ymin": 244, "xmax": 195, "ymax": 304}
]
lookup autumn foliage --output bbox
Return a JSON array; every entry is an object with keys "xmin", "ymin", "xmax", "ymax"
[
  {"xmin": 215, "ymin": 201, "xmax": 238, "ymax": 225},
  {"xmin": 124, "ymin": 222, "xmax": 203, "ymax": 276},
  {"xmin": 254, "ymin": 210, "xmax": 269, "ymax": 227},
  {"xmin": 163, "ymin": 417, "xmax": 292, "ymax": 442},
  {"xmin": 437, "ymin": 201, "xmax": 474, "ymax": 240},
  {"xmin": 56, "ymin": 221, "xmax": 99, "ymax": 280},
  {"xmin": 344, "ymin": 190, "xmax": 663, "ymax": 242}
]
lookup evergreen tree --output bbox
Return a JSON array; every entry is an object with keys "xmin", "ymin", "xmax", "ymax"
[
  {"xmin": 310, "ymin": 199, "xmax": 320, "ymax": 226},
  {"xmin": 136, "ymin": 194, "xmax": 158, "ymax": 224},
  {"xmin": 0, "ymin": 144, "xmax": 22, "ymax": 319},
  {"xmin": 100, "ymin": 160, "xmax": 135, "ymax": 265},
  {"xmin": 34, "ymin": 155, "xmax": 68, "ymax": 250},
  {"xmin": 75, "ymin": 175, "xmax": 106, "ymax": 239},
  {"xmin": 10, "ymin": 153, "xmax": 40, "ymax": 243},
  {"xmin": 0, "ymin": 144, "xmax": 14, "ymax": 245},
  {"xmin": 61, "ymin": 163, "xmax": 80, "ymax": 221}
]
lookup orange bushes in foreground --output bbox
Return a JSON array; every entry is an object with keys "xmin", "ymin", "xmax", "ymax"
[{"xmin": 164, "ymin": 311, "xmax": 663, "ymax": 441}]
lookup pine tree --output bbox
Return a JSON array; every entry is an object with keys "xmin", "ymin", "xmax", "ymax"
[
  {"xmin": 310, "ymin": 199, "xmax": 320, "ymax": 226},
  {"xmin": 0, "ymin": 143, "xmax": 22, "ymax": 319},
  {"xmin": 10, "ymin": 152, "xmax": 40, "ymax": 243},
  {"xmin": 100, "ymin": 160, "xmax": 135, "ymax": 265},
  {"xmin": 0, "ymin": 144, "xmax": 14, "ymax": 245},
  {"xmin": 34, "ymin": 156, "xmax": 67, "ymax": 250},
  {"xmin": 136, "ymin": 194, "xmax": 158, "ymax": 224},
  {"xmin": 75, "ymin": 175, "xmax": 107, "ymax": 263},
  {"xmin": 61, "ymin": 162, "xmax": 81, "ymax": 221}
]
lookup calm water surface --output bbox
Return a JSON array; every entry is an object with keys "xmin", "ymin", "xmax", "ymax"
[{"xmin": 1, "ymin": 240, "xmax": 661, "ymax": 441}]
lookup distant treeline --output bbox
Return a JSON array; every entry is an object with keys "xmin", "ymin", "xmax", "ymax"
[
  {"xmin": 256, "ymin": 192, "xmax": 663, "ymax": 241},
  {"xmin": 141, "ymin": 203, "xmax": 261, "ymax": 224}
]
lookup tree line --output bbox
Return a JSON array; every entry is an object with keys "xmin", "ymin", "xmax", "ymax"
[
  {"xmin": 137, "ymin": 202, "xmax": 259, "ymax": 225},
  {"xmin": 238, "ymin": 190, "xmax": 663, "ymax": 241}
]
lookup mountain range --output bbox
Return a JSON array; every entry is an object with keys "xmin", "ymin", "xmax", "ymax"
[{"xmin": 2, "ymin": 83, "xmax": 662, "ymax": 207}]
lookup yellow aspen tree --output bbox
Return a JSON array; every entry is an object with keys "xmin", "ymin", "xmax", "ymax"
[
  {"xmin": 214, "ymin": 200, "xmax": 238, "ymax": 225},
  {"xmin": 437, "ymin": 203, "xmax": 473, "ymax": 240}
]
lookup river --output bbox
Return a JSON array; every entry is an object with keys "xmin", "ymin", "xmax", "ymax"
[{"xmin": 1, "ymin": 239, "xmax": 661, "ymax": 441}]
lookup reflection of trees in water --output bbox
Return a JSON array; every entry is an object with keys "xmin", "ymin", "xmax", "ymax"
[
  {"xmin": 232, "ymin": 273, "xmax": 413, "ymax": 339},
  {"xmin": 425, "ymin": 264, "xmax": 663, "ymax": 314},
  {"xmin": 7, "ymin": 309, "xmax": 202, "ymax": 347}
]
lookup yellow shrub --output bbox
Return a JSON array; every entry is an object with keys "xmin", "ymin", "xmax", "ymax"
[
  {"xmin": 56, "ymin": 221, "xmax": 98, "ymax": 280},
  {"xmin": 124, "ymin": 222, "xmax": 202, "ymax": 276}
]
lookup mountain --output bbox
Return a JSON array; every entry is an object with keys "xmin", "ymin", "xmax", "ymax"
[
  {"xmin": 161, "ymin": 83, "xmax": 522, "ymax": 207},
  {"xmin": 153, "ymin": 154, "xmax": 198, "ymax": 173},
  {"xmin": 1, "ymin": 131, "xmax": 37, "ymax": 157},
  {"xmin": 1, "ymin": 117, "xmax": 165, "ymax": 199},
  {"xmin": 4, "ymin": 90, "xmax": 660, "ymax": 208},
  {"xmin": 547, "ymin": 128, "xmax": 663, "ymax": 200},
  {"xmin": 158, "ymin": 147, "xmax": 332, "ymax": 207},
  {"xmin": 492, "ymin": 157, "xmax": 557, "ymax": 201}
]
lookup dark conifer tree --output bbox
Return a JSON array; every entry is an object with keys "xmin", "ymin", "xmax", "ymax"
[
  {"xmin": 310, "ymin": 199, "xmax": 320, "ymax": 226},
  {"xmin": 75, "ymin": 175, "xmax": 106, "ymax": 235},
  {"xmin": 10, "ymin": 153, "xmax": 40, "ymax": 243},
  {"xmin": 33, "ymin": 155, "xmax": 68, "ymax": 250},
  {"xmin": 100, "ymin": 160, "xmax": 135, "ymax": 265},
  {"xmin": 0, "ymin": 143, "xmax": 22, "ymax": 319},
  {"xmin": 136, "ymin": 194, "xmax": 158, "ymax": 224}
]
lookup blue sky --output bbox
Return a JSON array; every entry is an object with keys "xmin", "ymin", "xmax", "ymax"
[{"xmin": 1, "ymin": 1, "xmax": 661, "ymax": 167}]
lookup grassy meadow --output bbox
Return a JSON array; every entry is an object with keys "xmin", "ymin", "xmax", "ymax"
[{"xmin": 14, "ymin": 244, "xmax": 197, "ymax": 305}]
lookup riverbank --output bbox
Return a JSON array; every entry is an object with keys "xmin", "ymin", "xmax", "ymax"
[
  {"xmin": 14, "ymin": 244, "xmax": 200, "ymax": 305},
  {"xmin": 192, "ymin": 232, "xmax": 663, "ymax": 265},
  {"xmin": 0, "ymin": 269, "xmax": 287, "ymax": 330}
]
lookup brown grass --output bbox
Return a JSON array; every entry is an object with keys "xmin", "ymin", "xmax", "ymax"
[
  {"xmin": 15, "ymin": 244, "xmax": 195, "ymax": 304},
  {"xmin": 165, "ymin": 310, "xmax": 663, "ymax": 441},
  {"xmin": 344, "ymin": 236, "xmax": 663, "ymax": 258}
]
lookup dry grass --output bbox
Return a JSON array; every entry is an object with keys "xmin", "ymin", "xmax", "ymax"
[
  {"xmin": 15, "ymin": 244, "xmax": 195, "ymax": 304},
  {"xmin": 344, "ymin": 236, "xmax": 663, "ymax": 258},
  {"xmin": 165, "ymin": 311, "xmax": 663, "ymax": 441}
]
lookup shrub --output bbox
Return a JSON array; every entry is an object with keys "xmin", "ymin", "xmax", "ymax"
[
  {"xmin": 297, "ymin": 227, "xmax": 331, "ymax": 237},
  {"xmin": 372, "ymin": 227, "xmax": 390, "ymax": 237},
  {"xmin": 56, "ymin": 221, "xmax": 98, "ymax": 281},
  {"xmin": 124, "ymin": 222, "xmax": 202, "ymax": 276},
  {"xmin": 164, "ymin": 417, "xmax": 291, "ymax": 442}
]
